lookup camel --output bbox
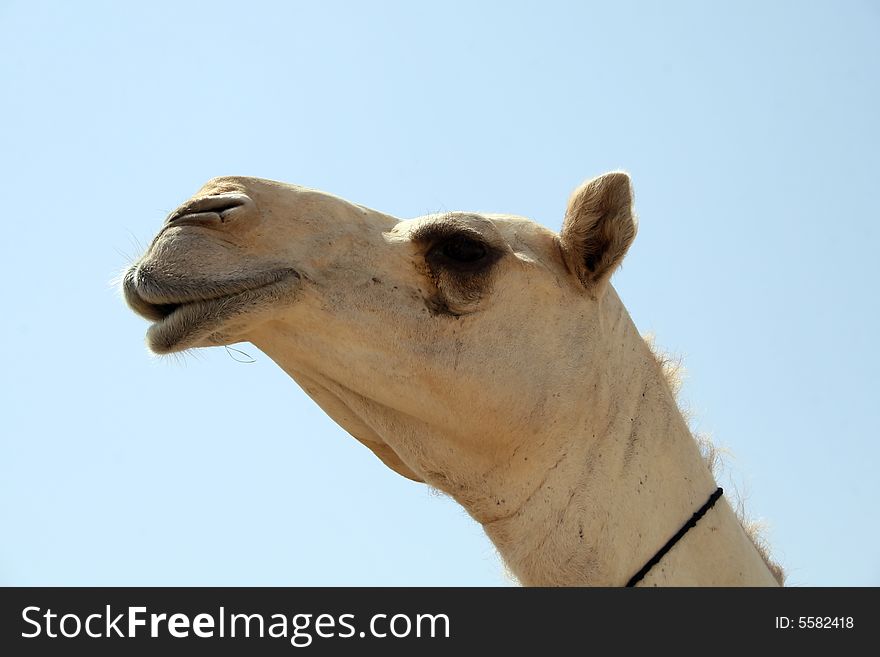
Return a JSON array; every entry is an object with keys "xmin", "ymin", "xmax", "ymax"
[{"xmin": 123, "ymin": 172, "xmax": 783, "ymax": 586}]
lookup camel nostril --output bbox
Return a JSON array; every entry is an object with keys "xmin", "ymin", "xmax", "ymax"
[{"xmin": 166, "ymin": 193, "xmax": 252, "ymax": 224}]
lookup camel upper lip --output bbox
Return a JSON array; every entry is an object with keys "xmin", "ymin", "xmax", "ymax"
[{"xmin": 123, "ymin": 267, "xmax": 300, "ymax": 323}]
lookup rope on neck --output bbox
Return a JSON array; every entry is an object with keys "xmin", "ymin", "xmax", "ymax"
[{"xmin": 626, "ymin": 486, "xmax": 724, "ymax": 587}]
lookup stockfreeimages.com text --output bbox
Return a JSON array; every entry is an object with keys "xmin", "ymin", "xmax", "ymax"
[{"xmin": 22, "ymin": 605, "xmax": 450, "ymax": 647}]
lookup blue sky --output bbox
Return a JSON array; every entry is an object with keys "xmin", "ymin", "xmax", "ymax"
[{"xmin": 1, "ymin": 0, "xmax": 877, "ymax": 586}]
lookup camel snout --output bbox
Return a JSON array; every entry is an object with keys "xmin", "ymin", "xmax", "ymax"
[{"xmin": 165, "ymin": 192, "xmax": 255, "ymax": 227}]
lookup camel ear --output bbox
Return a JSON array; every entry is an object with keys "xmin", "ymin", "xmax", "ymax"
[{"xmin": 559, "ymin": 172, "xmax": 637, "ymax": 293}]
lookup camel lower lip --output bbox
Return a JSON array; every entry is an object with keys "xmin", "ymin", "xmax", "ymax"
[{"xmin": 140, "ymin": 273, "xmax": 300, "ymax": 354}]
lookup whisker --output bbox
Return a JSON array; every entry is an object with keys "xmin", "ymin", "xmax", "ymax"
[{"xmin": 225, "ymin": 345, "xmax": 256, "ymax": 363}]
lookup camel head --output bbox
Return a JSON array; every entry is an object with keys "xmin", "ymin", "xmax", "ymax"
[{"xmin": 124, "ymin": 173, "xmax": 637, "ymax": 521}]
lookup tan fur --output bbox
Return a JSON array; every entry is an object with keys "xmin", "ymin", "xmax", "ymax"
[
  {"xmin": 643, "ymin": 335, "xmax": 785, "ymax": 584},
  {"xmin": 123, "ymin": 172, "xmax": 782, "ymax": 586}
]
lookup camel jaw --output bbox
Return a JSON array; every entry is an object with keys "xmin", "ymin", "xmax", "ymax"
[{"xmin": 122, "ymin": 267, "xmax": 301, "ymax": 354}]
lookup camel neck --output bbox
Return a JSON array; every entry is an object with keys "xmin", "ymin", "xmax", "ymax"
[{"xmin": 481, "ymin": 290, "xmax": 779, "ymax": 586}]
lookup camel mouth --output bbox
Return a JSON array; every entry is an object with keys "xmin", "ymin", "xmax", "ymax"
[{"xmin": 123, "ymin": 268, "xmax": 301, "ymax": 353}]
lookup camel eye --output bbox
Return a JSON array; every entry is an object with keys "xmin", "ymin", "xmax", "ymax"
[
  {"xmin": 437, "ymin": 236, "xmax": 488, "ymax": 263},
  {"xmin": 416, "ymin": 223, "xmax": 500, "ymax": 277}
]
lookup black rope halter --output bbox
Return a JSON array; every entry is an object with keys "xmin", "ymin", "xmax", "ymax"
[{"xmin": 626, "ymin": 487, "xmax": 724, "ymax": 587}]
